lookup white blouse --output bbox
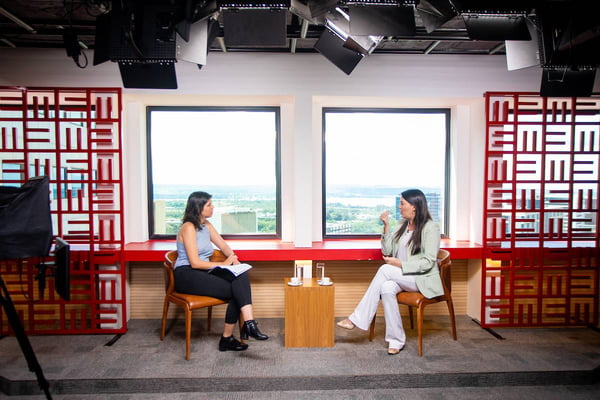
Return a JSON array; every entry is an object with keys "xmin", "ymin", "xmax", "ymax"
[{"xmin": 396, "ymin": 229, "xmax": 413, "ymax": 261}]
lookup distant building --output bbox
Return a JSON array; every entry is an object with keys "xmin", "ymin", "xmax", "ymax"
[
  {"xmin": 221, "ymin": 211, "xmax": 257, "ymax": 234},
  {"xmin": 326, "ymin": 223, "xmax": 352, "ymax": 234},
  {"xmin": 395, "ymin": 192, "xmax": 442, "ymax": 222},
  {"xmin": 426, "ymin": 192, "xmax": 441, "ymax": 222},
  {"xmin": 154, "ymin": 200, "xmax": 166, "ymax": 233}
]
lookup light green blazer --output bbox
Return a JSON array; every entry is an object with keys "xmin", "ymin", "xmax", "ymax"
[{"xmin": 381, "ymin": 219, "xmax": 443, "ymax": 299}]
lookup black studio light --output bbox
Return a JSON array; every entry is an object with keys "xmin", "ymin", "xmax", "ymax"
[
  {"xmin": 347, "ymin": 1, "xmax": 417, "ymax": 37},
  {"xmin": 290, "ymin": 0, "xmax": 337, "ymax": 24},
  {"xmin": 456, "ymin": 0, "xmax": 534, "ymax": 41},
  {"xmin": 325, "ymin": 7, "xmax": 383, "ymax": 56},
  {"xmin": 315, "ymin": 7, "xmax": 371, "ymax": 75},
  {"xmin": 536, "ymin": 1, "xmax": 599, "ymax": 97},
  {"xmin": 93, "ymin": 0, "xmax": 179, "ymax": 89},
  {"xmin": 315, "ymin": 2, "xmax": 417, "ymax": 75},
  {"xmin": 314, "ymin": 27, "xmax": 364, "ymax": 75},
  {"xmin": 416, "ymin": 0, "xmax": 458, "ymax": 33},
  {"xmin": 540, "ymin": 66, "xmax": 596, "ymax": 98},
  {"xmin": 218, "ymin": 1, "xmax": 290, "ymax": 47}
]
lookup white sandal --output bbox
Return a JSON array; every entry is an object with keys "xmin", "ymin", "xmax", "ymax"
[{"xmin": 336, "ymin": 319, "xmax": 355, "ymax": 330}]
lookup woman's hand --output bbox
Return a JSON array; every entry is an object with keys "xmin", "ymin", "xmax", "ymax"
[
  {"xmin": 380, "ymin": 210, "xmax": 390, "ymax": 235},
  {"xmin": 225, "ymin": 254, "xmax": 240, "ymax": 265},
  {"xmin": 383, "ymin": 256, "xmax": 402, "ymax": 267},
  {"xmin": 380, "ymin": 210, "xmax": 390, "ymax": 225}
]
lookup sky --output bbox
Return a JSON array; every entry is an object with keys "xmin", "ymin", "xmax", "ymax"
[
  {"xmin": 150, "ymin": 110, "xmax": 276, "ymax": 185},
  {"xmin": 325, "ymin": 112, "xmax": 447, "ymax": 187},
  {"xmin": 150, "ymin": 109, "xmax": 448, "ymax": 188}
]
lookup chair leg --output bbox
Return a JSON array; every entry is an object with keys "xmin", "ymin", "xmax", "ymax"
[
  {"xmin": 160, "ymin": 300, "xmax": 170, "ymax": 340},
  {"xmin": 408, "ymin": 306, "xmax": 414, "ymax": 329},
  {"xmin": 416, "ymin": 305, "xmax": 424, "ymax": 357},
  {"xmin": 207, "ymin": 306, "xmax": 212, "ymax": 332},
  {"xmin": 446, "ymin": 298, "xmax": 458, "ymax": 341},
  {"xmin": 185, "ymin": 307, "xmax": 192, "ymax": 360},
  {"xmin": 369, "ymin": 313, "xmax": 376, "ymax": 341}
]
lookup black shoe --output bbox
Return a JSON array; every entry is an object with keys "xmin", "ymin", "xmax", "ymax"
[
  {"xmin": 218, "ymin": 335, "xmax": 248, "ymax": 352},
  {"xmin": 241, "ymin": 320, "xmax": 269, "ymax": 340}
]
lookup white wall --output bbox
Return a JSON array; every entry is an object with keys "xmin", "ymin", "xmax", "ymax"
[{"xmin": 0, "ymin": 48, "xmax": 546, "ymax": 246}]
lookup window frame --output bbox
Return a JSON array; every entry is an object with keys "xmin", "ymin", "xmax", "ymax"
[
  {"xmin": 321, "ymin": 107, "xmax": 451, "ymax": 239},
  {"xmin": 146, "ymin": 105, "xmax": 282, "ymax": 240}
]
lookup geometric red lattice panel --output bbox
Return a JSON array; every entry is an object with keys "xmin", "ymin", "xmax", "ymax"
[
  {"xmin": 0, "ymin": 87, "xmax": 126, "ymax": 334},
  {"xmin": 482, "ymin": 92, "xmax": 600, "ymax": 327}
]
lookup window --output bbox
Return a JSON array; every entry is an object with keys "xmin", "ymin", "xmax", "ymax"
[
  {"xmin": 323, "ymin": 108, "xmax": 450, "ymax": 237},
  {"xmin": 147, "ymin": 107, "xmax": 281, "ymax": 239}
]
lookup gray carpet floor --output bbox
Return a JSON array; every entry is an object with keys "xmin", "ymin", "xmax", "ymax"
[{"xmin": 1, "ymin": 316, "xmax": 599, "ymax": 399}]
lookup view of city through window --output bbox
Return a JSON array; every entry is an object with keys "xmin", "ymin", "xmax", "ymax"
[
  {"xmin": 325, "ymin": 185, "xmax": 444, "ymax": 235},
  {"xmin": 148, "ymin": 107, "xmax": 280, "ymax": 237},
  {"xmin": 324, "ymin": 109, "xmax": 450, "ymax": 236}
]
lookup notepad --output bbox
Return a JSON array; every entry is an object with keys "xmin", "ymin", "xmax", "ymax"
[{"xmin": 208, "ymin": 263, "xmax": 253, "ymax": 281}]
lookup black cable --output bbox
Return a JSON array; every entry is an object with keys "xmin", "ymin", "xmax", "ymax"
[{"xmin": 74, "ymin": 49, "xmax": 89, "ymax": 68}]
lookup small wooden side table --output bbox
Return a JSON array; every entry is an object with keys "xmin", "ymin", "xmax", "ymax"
[{"xmin": 284, "ymin": 277, "xmax": 334, "ymax": 348}]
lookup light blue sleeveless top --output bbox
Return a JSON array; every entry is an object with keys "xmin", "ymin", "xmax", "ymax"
[{"xmin": 173, "ymin": 225, "xmax": 214, "ymax": 269}]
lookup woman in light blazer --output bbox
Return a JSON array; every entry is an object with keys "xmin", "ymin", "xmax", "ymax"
[{"xmin": 337, "ymin": 189, "xmax": 443, "ymax": 355}]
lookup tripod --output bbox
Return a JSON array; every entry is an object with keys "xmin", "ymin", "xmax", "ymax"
[{"xmin": 0, "ymin": 275, "xmax": 52, "ymax": 399}]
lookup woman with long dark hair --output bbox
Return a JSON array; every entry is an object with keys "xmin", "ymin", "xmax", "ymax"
[
  {"xmin": 337, "ymin": 189, "xmax": 442, "ymax": 355},
  {"xmin": 173, "ymin": 191, "xmax": 268, "ymax": 352}
]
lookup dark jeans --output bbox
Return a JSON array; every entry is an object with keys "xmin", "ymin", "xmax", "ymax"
[{"xmin": 174, "ymin": 266, "xmax": 252, "ymax": 324}]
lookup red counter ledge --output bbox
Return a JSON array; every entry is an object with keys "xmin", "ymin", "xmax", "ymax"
[{"xmin": 124, "ymin": 239, "xmax": 483, "ymax": 263}]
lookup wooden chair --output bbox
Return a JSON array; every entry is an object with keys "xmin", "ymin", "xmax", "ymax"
[
  {"xmin": 368, "ymin": 249, "xmax": 457, "ymax": 356},
  {"xmin": 161, "ymin": 249, "xmax": 240, "ymax": 360}
]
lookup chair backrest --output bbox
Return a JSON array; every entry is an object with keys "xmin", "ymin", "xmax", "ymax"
[
  {"xmin": 210, "ymin": 249, "xmax": 226, "ymax": 263},
  {"xmin": 164, "ymin": 250, "xmax": 178, "ymax": 295},
  {"xmin": 437, "ymin": 249, "xmax": 452, "ymax": 296}
]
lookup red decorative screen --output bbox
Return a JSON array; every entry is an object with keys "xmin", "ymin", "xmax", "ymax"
[
  {"xmin": 482, "ymin": 92, "xmax": 599, "ymax": 327},
  {"xmin": 0, "ymin": 87, "xmax": 126, "ymax": 334}
]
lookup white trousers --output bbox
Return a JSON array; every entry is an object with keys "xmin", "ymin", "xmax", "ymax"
[{"xmin": 348, "ymin": 264, "xmax": 418, "ymax": 349}]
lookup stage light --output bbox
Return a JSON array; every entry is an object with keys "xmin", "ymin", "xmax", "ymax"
[
  {"xmin": 219, "ymin": 1, "xmax": 290, "ymax": 47},
  {"xmin": 325, "ymin": 7, "xmax": 383, "ymax": 55},
  {"xmin": 540, "ymin": 67, "xmax": 596, "ymax": 98},
  {"xmin": 456, "ymin": 1, "xmax": 533, "ymax": 41},
  {"xmin": 416, "ymin": 0, "xmax": 458, "ymax": 33},
  {"xmin": 175, "ymin": 0, "xmax": 218, "ymax": 43},
  {"xmin": 463, "ymin": 14, "xmax": 531, "ymax": 41},
  {"xmin": 290, "ymin": 0, "xmax": 337, "ymax": 24},
  {"xmin": 505, "ymin": 19, "xmax": 539, "ymax": 71},
  {"xmin": 348, "ymin": 2, "xmax": 417, "ymax": 37},
  {"xmin": 176, "ymin": 18, "xmax": 213, "ymax": 66},
  {"xmin": 93, "ymin": 0, "xmax": 180, "ymax": 89},
  {"xmin": 118, "ymin": 60, "xmax": 178, "ymax": 89},
  {"xmin": 315, "ymin": 27, "xmax": 364, "ymax": 75},
  {"xmin": 537, "ymin": 2, "xmax": 600, "ymax": 70}
]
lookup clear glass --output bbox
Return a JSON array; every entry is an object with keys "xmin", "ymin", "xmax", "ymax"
[{"xmin": 316, "ymin": 262, "xmax": 325, "ymax": 281}]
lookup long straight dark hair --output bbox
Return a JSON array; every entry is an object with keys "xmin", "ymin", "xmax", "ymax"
[
  {"xmin": 394, "ymin": 189, "xmax": 433, "ymax": 255},
  {"xmin": 182, "ymin": 191, "xmax": 212, "ymax": 231}
]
